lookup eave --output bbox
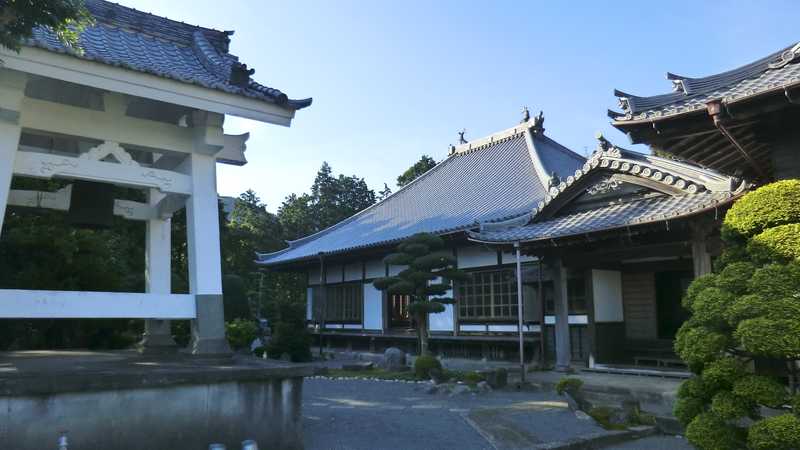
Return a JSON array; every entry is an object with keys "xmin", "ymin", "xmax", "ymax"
[{"xmin": 1, "ymin": 47, "xmax": 299, "ymax": 126}]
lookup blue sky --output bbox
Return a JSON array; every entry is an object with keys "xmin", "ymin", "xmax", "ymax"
[{"xmin": 119, "ymin": 0, "xmax": 798, "ymax": 212}]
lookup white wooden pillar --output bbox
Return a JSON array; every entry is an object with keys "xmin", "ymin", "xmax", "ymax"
[
  {"xmin": 182, "ymin": 151, "xmax": 230, "ymax": 355},
  {"xmin": 139, "ymin": 189, "xmax": 178, "ymax": 353},
  {"xmin": 550, "ymin": 257, "xmax": 572, "ymax": 371},
  {"xmin": 0, "ymin": 71, "xmax": 25, "ymax": 238}
]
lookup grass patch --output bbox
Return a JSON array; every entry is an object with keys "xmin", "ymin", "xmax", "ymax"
[{"xmin": 325, "ymin": 368, "xmax": 420, "ymax": 381}]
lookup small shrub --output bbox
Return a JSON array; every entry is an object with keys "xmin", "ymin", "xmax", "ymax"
[
  {"xmin": 747, "ymin": 414, "xmax": 800, "ymax": 450},
  {"xmin": 723, "ymin": 179, "xmax": 800, "ymax": 239},
  {"xmin": 225, "ymin": 318, "xmax": 258, "ymax": 350},
  {"xmin": 732, "ymin": 375, "xmax": 787, "ymax": 408},
  {"xmin": 266, "ymin": 322, "xmax": 312, "ymax": 362},
  {"xmin": 555, "ymin": 377, "xmax": 583, "ymax": 395},
  {"xmin": 462, "ymin": 371, "xmax": 485, "ymax": 386},
  {"xmin": 414, "ymin": 354, "xmax": 442, "ymax": 379},
  {"xmin": 685, "ymin": 412, "xmax": 746, "ymax": 450}
]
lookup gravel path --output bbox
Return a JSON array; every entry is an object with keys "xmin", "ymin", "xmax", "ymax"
[{"xmin": 302, "ymin": 377, "xmax": 694, "ymax": 450}]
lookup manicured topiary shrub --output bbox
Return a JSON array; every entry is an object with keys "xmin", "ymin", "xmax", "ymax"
[
  {"xmin": 722, "ymin": 179, "xmax": 800, "ymax": 240},
  {"xmin": 748, "ymin": 223, "xmax": 800, "ymax": 263},
  {"xmin": 685, "ymin": 412, "xmax": 746, "ymax": 450},
  {"xmin": 414, "ymin": 354, "xmax": 442, "ymax": 379},
  {"xmin": 747, "ymin": 414, "xmax": 800, "ymax": 450},
  {"xmin": 676, "ymin": 180, "xmax": 800, "ymax": 450},
  {"xmin": 674, "ymin": 323, "xmax": 728, "ymax": 369}
]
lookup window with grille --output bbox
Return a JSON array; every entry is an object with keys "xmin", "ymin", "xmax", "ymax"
[
  {"xmin": 325, "ymin": 283, "xmax": 363, "ymax": 323},
  {"xmin": 457, "ymin": 269, "xmax": 519, "ymax": 320}
]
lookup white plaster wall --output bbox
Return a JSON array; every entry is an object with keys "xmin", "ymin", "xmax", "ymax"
[
  {"xmin": 501, "ymin": 252, "xmax": 538, "ymax": 265},
  {"xmin": 592, "ymin": 269, "xmax": 624, "ymax": 322},
  {"xmin": 326, "ymin": 265, "xmax": 343, "ymax": 284},
  {"xmin": 457, "ymin": 245, "xmax": 497, "ymax": 269},
  {"xmin": 306, "ymin": 287, "xmax": 313, "ymax": 321},
  {"xmin": 363, "ymin": 283, "xmax": 383, "ymax": 330},
  {"xmin": 429, "ymin": 288, "xmax": 454, "ymax": 331},
  {"xmin": 344, "ymin": 263, "xmax": 362, "ymax": 282},
  {"xmin": 364, "ymin": 259, "xmax": 385, "ymax": 279}
]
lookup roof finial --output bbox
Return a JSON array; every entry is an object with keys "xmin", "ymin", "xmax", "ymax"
[
  {"xmin": 548, "ymin": 171, "xmax": 560, "ymax": 189},
  {"xmin": 458, "ymin": 129, "xmax": 467, "ymax": 144},
  {"xmin": 595, "ymin": 132, "xmax": 612, "ymax": 152},
  {"xmin": 532, "ymin": 111, "xmax": 545, "ymax": 134},
  {"xmin": 521, "ymin": 106, "xmax": 530, "ymax": 123},
  {"xmin": 448, "ymin": 144, "xmax": 456, "ymax": 155}
]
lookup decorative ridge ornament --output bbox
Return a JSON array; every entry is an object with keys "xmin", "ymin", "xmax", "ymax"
[
  {"xmin": 768, "ymin": 42, "xmax": 800, "ymax": 69},
  {"xmin": 531, "ymin": 111, "xmax": 545, "ymax": 134},
  {"xmin": 521, "ymin": 106, "xmax": 530, "ymax": 124},
  {"xmin": 458, "ymin": 129, "xmax": 467, "ymax": 144}
]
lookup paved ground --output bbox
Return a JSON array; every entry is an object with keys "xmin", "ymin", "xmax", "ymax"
[{"xmin": 302, "ymin": 377, "xmax": 693, "ymax": 450}]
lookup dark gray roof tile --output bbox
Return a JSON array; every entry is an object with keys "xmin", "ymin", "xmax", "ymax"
[
  {"xmin": 257, "ymin": 127, "xmax": 585, "ymax": 265},
  {"xmin": 25, "ymin": 0, "xmax": 311, "ymax": 110},
  {"xmin": 613, "ymin": 42, "xmax": 800, "ymax": 121}
]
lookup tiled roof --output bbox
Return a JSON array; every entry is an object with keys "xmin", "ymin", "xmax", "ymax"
[
  {"xmin": 611, "ymin": 42, "xmax": 800, "ymax": 122},
  {"xmin": 469, "ymin": 137, "xmax": 746, "ymax": 244},
  {"xmin": 257, "ymin": 123, "xmax": 585, "ymax": 266},
  {"xmin": 25, "ymin": 0, "xmax": 311, "ymax": 110},
  {"xmin": 470, "ymin": 191, "xmax": 734, "ymax": 243}
]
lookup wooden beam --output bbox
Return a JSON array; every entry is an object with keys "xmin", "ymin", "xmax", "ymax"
[
  {"xmin": 14, "ymin": 151, "xmax": 192, "ymax": 195},
  {"xmin": 2, "ymin": 47, "xmax": 296, "ymax": 125}
]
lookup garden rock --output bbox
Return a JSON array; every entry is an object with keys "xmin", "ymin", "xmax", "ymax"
[
  {"xmin": 380, "ymin": 347, "xmax": 407, "ymax": 371},
  {"xmin": 475, "ymin": 381, "xmax": 492, "ymax": 394},
  {"xmin": 450, "ymin": 384, "xmax": 471, "ymax": 396}
]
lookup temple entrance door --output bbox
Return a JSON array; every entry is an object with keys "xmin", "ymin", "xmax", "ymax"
[
  {"xmin": 655, "ymin": 270, "xmax": 692, "ymax": 339},
  {"xmin": 388, "ymin": 294, "xmax": 414, "ymax": 331}
]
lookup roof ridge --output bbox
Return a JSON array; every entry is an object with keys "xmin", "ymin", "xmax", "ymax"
[
  {"xmin": 613, "ymin": 41, "xmax": 798, "ymax": 114},
  {"xmin": 449, "ymin": 121, "xmax": 532, "ymax": 156},
  {"xmin": 86, "ymin": 0, "xmax": 231, "ymax": 50}
]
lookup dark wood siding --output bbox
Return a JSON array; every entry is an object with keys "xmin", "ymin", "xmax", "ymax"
[{"xmin": 622, "ymin": 272, "xmax": 657, "ymax": 340}]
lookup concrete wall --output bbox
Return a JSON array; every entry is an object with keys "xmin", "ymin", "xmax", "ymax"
[{"xmin": 1, "ymin": 377, "xmax": 304, "ymax": 450}]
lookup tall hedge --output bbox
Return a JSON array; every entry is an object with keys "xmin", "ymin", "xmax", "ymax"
[{"xmin": 675, "ymin": 180, "xmax": 800, "ymax": 450}]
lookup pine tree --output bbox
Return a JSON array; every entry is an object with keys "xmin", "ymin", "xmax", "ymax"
[{"xmin": 372, "ymin": 233, "xmax": 468, "ymax": 355}]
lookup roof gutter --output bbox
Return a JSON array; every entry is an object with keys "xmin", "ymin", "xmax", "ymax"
[{"xmin": 706, "ymin": 100, "xmax": 768, "ymax": 181}]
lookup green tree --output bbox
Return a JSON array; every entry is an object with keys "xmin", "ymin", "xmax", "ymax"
[
  {"xmin": 397, "ymin": 155, "xmax": 436, "ymax": 187},
  {"xmin": 0, "ymin": 0, "xmax": 92, "ymax": 52},
  {"xmin": 372, "ymin": 233, "xmax": 467, "ymax": 355},
  {"xmin": 675, "ymin": 180, "xmax": 800, "ymax": 450}
]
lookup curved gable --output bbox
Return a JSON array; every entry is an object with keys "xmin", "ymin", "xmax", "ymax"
[{"xmin": 533, "ymin": 136, "xmax": 743, "ymax": 221}]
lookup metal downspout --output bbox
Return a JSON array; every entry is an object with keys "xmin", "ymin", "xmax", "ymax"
[{"xmin": 706, "ymin": 100, "xmax": 768, "ymax": 180}]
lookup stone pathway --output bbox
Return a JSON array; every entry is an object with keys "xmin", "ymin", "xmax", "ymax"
[{"xmin": 302, "ymin": 377, "xmax": 694, "ymax": 450}]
